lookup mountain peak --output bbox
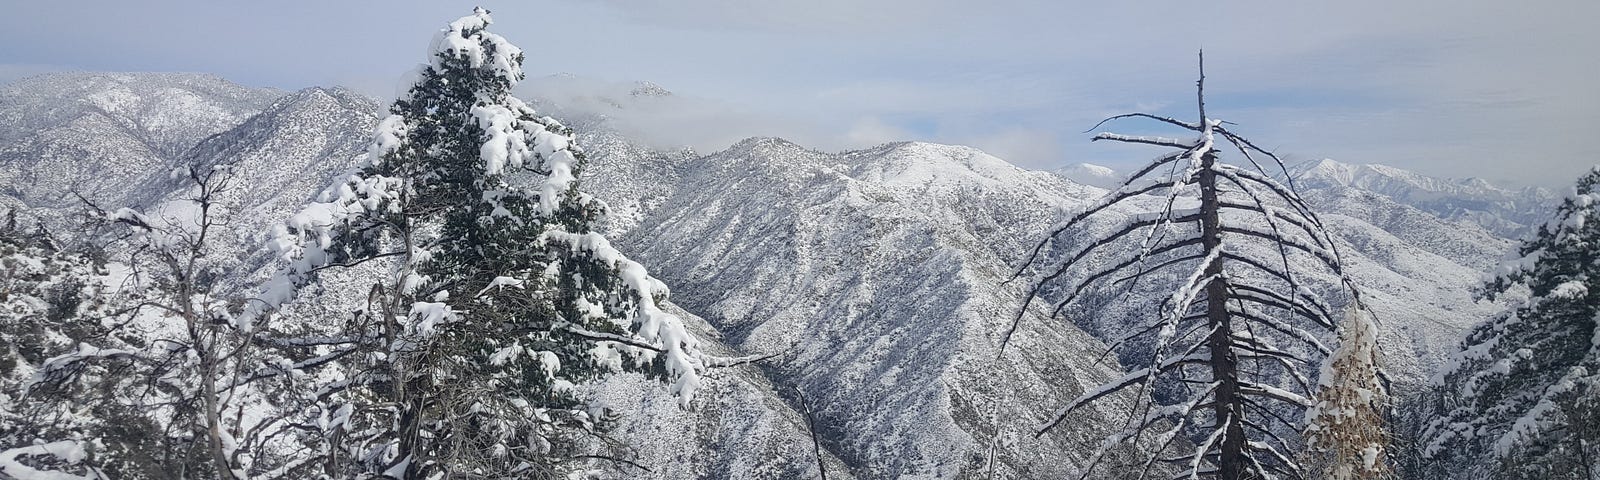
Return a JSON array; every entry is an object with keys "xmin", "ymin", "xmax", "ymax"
[
  {"xmin": 275, "ymin": 86, "xmax": 382, "ymax": 113},
  {"xmin": 630, "ymin": 81, "xmax": 673, "ymax": 98},
  {"xmin": 727, "ymin": 136, "xmax": 806, "ymax": 154},
  {"xmin": 1054, "ymin": 162, "xmax": 1122, "ymax": 189},
  {"xmin": 1297, "ymin": 158, "xmax": 1483, "ymax": 192},
  {"xmin": 707, "ymin": 137, "xmax": 835, "ymax": 179},
  {"xmin": 1307, "ymin": 157, "xmax": 1350, "ymax": 171}
]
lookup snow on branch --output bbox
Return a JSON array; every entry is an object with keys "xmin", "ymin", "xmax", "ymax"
[
  {"xmin": 1092, "ymin": 133, "xmax": 1197, "ymax": 149},
  {"xmin": 1043, "ymin": 238, "xmax": 1206, "ymax": 320},
  {"xmin": 428, "ymin": 7, "xmax": 523, "ymax": 83},
  {"xmin": 1083, "ymin": 112, "xmax": 1202, "ymax": 133},
  {"xmin": 541, "ymin": 229, "xmax": 708, "ymax": 404},
  {"xmin": 1014, "ymin": 211, "xmax": 1202, "ymax": 326},
  {"xmin": 1215, "ymin": 200, "xmax": 1330, "ymax": 251},
  {"xmin": 1037, "ymin": 348, "xmax": 1212, "ymax": 436}
]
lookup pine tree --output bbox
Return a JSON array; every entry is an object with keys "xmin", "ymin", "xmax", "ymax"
[
  {"xmin": 242, "ymin": 8, "xmax": 717, "ymax": 478},
  {"xmin": 1005, "ymin": 54, "xmax": 1365, "ymax": 479},
  {"xmin": 1423, "ymin": 166, "xmax": 1600, "ymax": 479},
  {"xmin": 1302, "ymin": 307, "xmax": 1394, "ymax": 480}
]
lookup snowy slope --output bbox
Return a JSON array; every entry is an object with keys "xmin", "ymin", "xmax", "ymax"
[
  {"xmin": 585, "ymin": 138, "xmax": 1155, "ymax": 478},
  {"xmin": 0, "ymin": 72, "xmax": 280, "ymax": 153},
  {"xmin": 590, "ymin": 302, "xmax": 857, "ymax": 480},
  {"xmin": 146, "ymin": 86, "xmax": 383, "ymax": 293},
  {"xmin": 1038, "ymin": 159, "xmax": 1529, "ymax": 385},
  {"xmin": 575, "ymin": 132, "xmax": 1524, "ymax": 475}
]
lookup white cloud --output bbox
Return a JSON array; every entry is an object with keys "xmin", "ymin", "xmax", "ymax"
[
  {"xmin": 518, "ymin": 75, "xmax": 847, "ymax": 154},
  {"xmin": 956, "ymin": 129, "xmax": 1064, "ymax": 170},
  {"xmin": 845, "ymin": 117, "xmax": 915, "ymax": 147},
  {"xmin": 1, "ymin": 0, "xmax": 1595, "ymax": 186}
]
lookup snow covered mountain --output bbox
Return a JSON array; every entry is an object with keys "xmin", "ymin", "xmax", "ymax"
[
  {"xmin": 585, "ymin": 137, "xmax": 1154, "ymax": 478},
  {"xmin": 0, "ymin": 73, "xmax": 280, "ymax": 221},
  {"xmin": 576, "ymin": 134, "xmax": 1521, "ymax": 476},
  {"xmin": 1291, "ymin": 158, "xmax": 1555, "ymax": 239},
  {"xmin": 1053, "ymin": 159, "xmax": 1552, "ymax": 248},
  {"xmin": 0, "ymin": 72, "xmax": 1552, "ymax": 478}
]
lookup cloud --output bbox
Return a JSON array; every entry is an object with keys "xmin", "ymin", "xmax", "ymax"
[
  {"xmin": 845, "ymin": 117, "xmax": 915, "ymax": 147},
  {"xmin": 517, "ymin": 75, "xmax": 845, "ymax": 154},
  {"xmin": 1, "ymin": 0, "xmax": 1595, "ymax": 186},
  {"xmin": 578, "ymin": 0, "xmax": 1012, "ymax": 34},
  {"xmin": 955, "ymin": 128, "xmax": 1065, "ymax": 170}
]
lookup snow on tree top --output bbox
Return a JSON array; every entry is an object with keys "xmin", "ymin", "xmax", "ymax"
[{"xmin": 428, "ymin": 8, "xmax": 523, "ymax": 83}]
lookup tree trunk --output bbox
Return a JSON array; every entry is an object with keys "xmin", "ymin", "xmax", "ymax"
[
  {"xmin": 191, "ymin": 303, "xmax": 235, "ymax": 480},
  {"xmin": 388, "ymin": 207, "xmax": 426, "ymax": 479},
  {"xmin": 1200, "ymin": 147, "xmax": 1247, "ymax": 479},
  {"xmin": 202, "ymin": 345, "xmax": 234, "ymax": 479}
]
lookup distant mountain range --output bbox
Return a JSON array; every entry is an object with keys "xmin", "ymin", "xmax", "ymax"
[
  {"xmin": 1290, "ymin": 158, "xmax": 1554, "ymax": 239},
  {"xmin": 0, "ymin": 72, "xmax": 1562, "ymax": 479}
]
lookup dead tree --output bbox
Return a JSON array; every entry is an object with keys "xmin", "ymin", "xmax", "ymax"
[
  {"xmin": 1003, "ymin": 53, "xmax": 1366, "ymax": 480},
  {"xmin": 26, "ymin": 164, "xmax": 350, "ymax": 479}
]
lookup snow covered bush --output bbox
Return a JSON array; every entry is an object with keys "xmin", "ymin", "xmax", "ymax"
[
  {"xmin": 1303, "ymin": 307, "xmax": 1394, "ymax": 480},
  {"xmin": 1422, "ymin": 166, "xmax": 1600, "ymax": 479}
]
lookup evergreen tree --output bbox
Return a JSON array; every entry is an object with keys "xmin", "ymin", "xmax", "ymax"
[
  {"xmin": 243, "ymin": 8, "xmax": 715, "ymax": 478},
  {"xmin": 1302, "ymin": 307, "xmax": 1394, "ymax": 480},
  {"xmin": 1423, "ymin": 166, "xmax": 1600, "ymax": 479}
]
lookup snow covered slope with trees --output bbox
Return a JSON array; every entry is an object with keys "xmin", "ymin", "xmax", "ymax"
[
  {"xmin": 573, "ymin": 133, "xmax": 1520, "ymax": 475},
  {"xmin": 0, "ymin": 73, "xmax": 849, "ymax": 479},
  {"xmin": 0, "ymin": 71, "xmax": 1558, "ymax": 478},
  {"xmin": 587, "ymin": 137, "xmax": 1152, "ymax": 477},
  {"xmin": 0, "ymin": 73, "xmax": 280, "ymax": 223}
]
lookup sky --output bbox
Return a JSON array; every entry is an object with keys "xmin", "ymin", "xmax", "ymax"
[{"xmin": 1, "ymin": 1, "xmax": 1596, "ymax": 187}]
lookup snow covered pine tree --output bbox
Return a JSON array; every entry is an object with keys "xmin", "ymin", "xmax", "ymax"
[
  {"xmin": 1423, "ymin": 166, "xmax": 1600, "ymax": 479},
  {"xmin": 241, "ymin": 8, "xmax": 731, "ymax": 479},
  {"xmin": 1004, "ymin": 54, "xmax": 1387, "ymax": 479}
]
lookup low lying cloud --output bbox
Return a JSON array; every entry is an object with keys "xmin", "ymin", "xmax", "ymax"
[{"xmin": 517, "ymin": 75, "xmax": 850, "ymax": 155}]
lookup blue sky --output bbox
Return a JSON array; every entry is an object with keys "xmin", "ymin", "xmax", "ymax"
[{"xmin": 2, "ymin": 1, "xmax": 1595, "ymax": 187}]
